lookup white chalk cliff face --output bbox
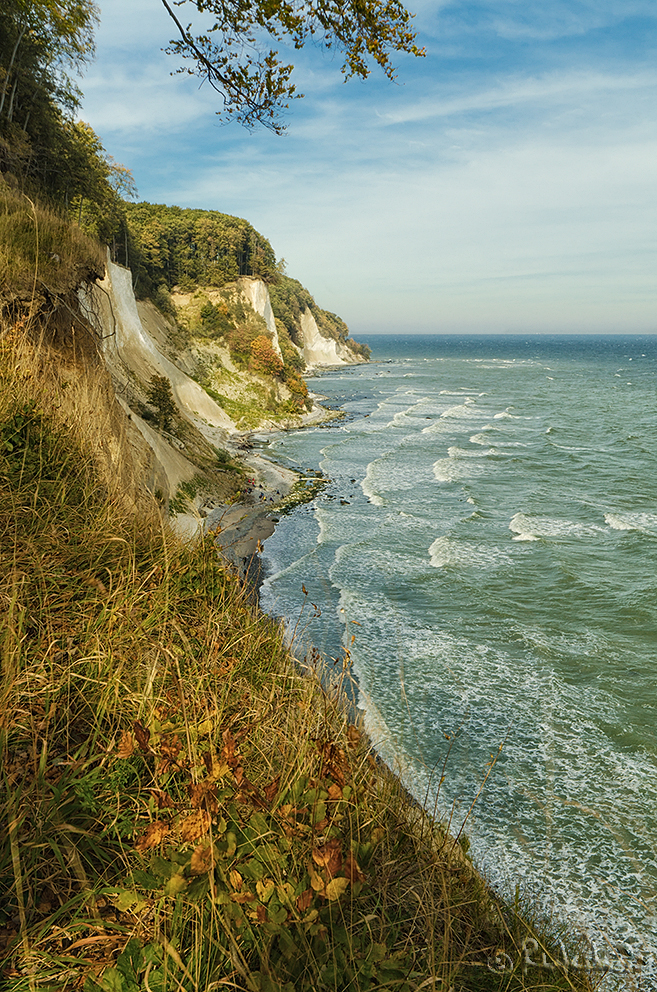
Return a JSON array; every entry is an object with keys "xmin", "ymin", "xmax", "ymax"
[
  {"xmin": 236, "ymin": 276, "xmax": 364, "ymax": 368},
  {"xmin": 80, "ymin": 257, "xmax": 234, "ymax": 432},
  {"xmin": 238, "ymin": 277, "xmax": 282, "ymax": 358},
  {"xmin": 298, "ymin": 307, "xmax": 364, "ymax": 366}
]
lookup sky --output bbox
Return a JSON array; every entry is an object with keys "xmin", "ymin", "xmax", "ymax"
[{"xmin": 79, "ymin": 0, "xmax": 657, "ymax": 335}]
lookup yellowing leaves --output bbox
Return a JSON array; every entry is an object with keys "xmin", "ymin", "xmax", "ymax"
[
  {"xmin": 324, "ymin": 876, "xmax": 349, "ymax": 901},
  {"xmin": 311, "ymin": 838, "xmax": 342, "ymax": 877},
  {"xmin": 190, "ymin": 842, "xmax": 214, "ymax": 874},
  {"xmin": 116, "ymin": 730, "xmax": 135, "ymax": 759},
  {"xmin": 134, "ymin": 820, "xmax": 170, "ymax": 852},
  {"xmin": 180, "ymin": 810, "xmax": 211, "ymax": 844},
  {"xmin": 256, "ymin": 878, "xmax": 275, "ymax": 903}
]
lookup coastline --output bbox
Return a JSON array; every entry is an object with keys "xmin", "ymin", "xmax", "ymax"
[{"xmin": 204, "ymin": 382, "xmax": 340, "ymax": 590}]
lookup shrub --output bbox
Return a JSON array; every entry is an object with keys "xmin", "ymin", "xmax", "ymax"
[{"xmin": 250, "ymin": 334, "xmax": 284, "ymax": 376}]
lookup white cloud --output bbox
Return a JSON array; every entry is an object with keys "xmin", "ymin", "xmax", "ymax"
[{"xmin": 80, "ymin": 0, "xmax": 657, "ymax": 334}]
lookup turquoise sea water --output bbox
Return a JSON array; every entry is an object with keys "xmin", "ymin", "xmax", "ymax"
[{"xmin": 258, "ymin": 335, "xmax": 657, "ymax": 986}]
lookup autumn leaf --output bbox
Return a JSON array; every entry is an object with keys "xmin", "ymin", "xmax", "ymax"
[
  {"xmin": 312, "ymin": 838, "xmax": 342, "ymax": 877},
  {"xmin": 190, "ymin": 842, "xmax": 214, "ymax": 874},
  {"xmin": 231, "ymin": 890, "xmax": 256, "ymax": 904},
  {"xmin": 347, "ymin": 725, "xmax": 361, "ymax": 748},
  {"xmin": 149, "ymin": 789, "xmax": 176, "ymax": 809},
  {"xmin": 135, "ymin": 820, "xmax": 170, "ymax": 852},
  {"xmin": 264, "ymin": 775, "xmax": 280, "ymax": 804},
  {"xmin": 189, "ymin": 781, "xmax": 218, "ymax": 813},
  {"xmin": 180, "ymin": 810, "xmax": 211, "ymax": 843},
  {"xmin": 221, "ymin": 728, "xmax": 237, "ymax": 763},
  {"xmin": 256, "ymin": 878, "xmax": 275, "ymax": 903},
  {"xmin": 308, "ymin": 863, "xmax": 325, "ymax": 893},
  {"xmin": 344, "ymin": 855, "xmax": 365, "ymax": 882},
  {"xmin": 296, "ymin": 888, "xmax": 313, "ymax": 911},
  {"xmin": 327, "ymin": 783, "xmax": 343, "ymax": 801},
  {"xmin": 202, "ymin": 751, "xmax": 230, "ymax": 780},
  {"xmin": 160, "ymin": 735, "xmax": 182, "ymax": 759},
  {"xmin": 116, "ymin": 730, "xmax": 135, "ymax": 759},
  {"xmin": 229, "ymin": 870, "xmax": 243, "ymax": 890},
  {"xmin": 324, "ymin": 876, "xmax": 350, "ymax": 901},
  {"xmin": 133, "ymin": 720, "xmax": 151, "ymax": 753}
]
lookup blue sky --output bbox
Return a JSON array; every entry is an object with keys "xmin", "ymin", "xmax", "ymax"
[{"xmin": 80, "ymin": 0, "xmax": 657, "ymax": 334}]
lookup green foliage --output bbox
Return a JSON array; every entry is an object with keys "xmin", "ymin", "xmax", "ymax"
[
  {"xmin": 269, "ymin": 275, "xmax": 351, "ymax": 346},
  {"xmin": 346, "ymin": 337, "xmax": 371, "ymax": 360},
  {"xmin": 124, "ymin": 202, "xmax": 277, "ymax": 299},
  {"xmin": 146, "ymin": 374, "xmax": 176, "ymax": 432},
  {"xmin": 0, "ymin": 1, "xmax": 136, "ymax": 249},
  {"xmin": 161, "ymin": 0, "xmax": 425, "ymax": 133},
  {"xmin": 0, "ymin": 316, "xmax": 595, "ymax": 992}
]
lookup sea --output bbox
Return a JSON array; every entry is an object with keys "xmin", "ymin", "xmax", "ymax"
[{"xmin": 258, "ymin": 334, "xmax": 657, "ymax": 988}]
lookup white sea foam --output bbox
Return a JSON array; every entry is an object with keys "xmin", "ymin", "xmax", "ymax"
[
  {"xmin": 433, "ymin": 458, "xmax": 486, "ymax": 482},
  {"xmin": 421, "ymin": 400, "xmax": 482, "ymax": 433},
  {"xmin": 428, "ymin": 536, "xmax": 507, "ymax": 569},
  {"xmin": 509, "ymin": 512, "xmax": 605, "ymax": 542},
  {"xmin": 448, "ymin": 445, "xmax": 497, "ymax": 458},
  {"xmin": 469, "ymin": 429, "xmax": 496, "ymax": 444},
  {"xmin": 493, "ymin": 410, "xmax": 519, "ymax": 419},
  {"xmin": 360, "ymin": 466, "xmax": 384, "ymax": 506},
  {"xmin": 604, "ymin": 512, "xmax": 657, "ymax": 535}
]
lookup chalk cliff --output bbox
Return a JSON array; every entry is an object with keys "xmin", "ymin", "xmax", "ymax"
[{"xmin": 76, "ymin": 255, "xmax": 364, "ymax": 533}]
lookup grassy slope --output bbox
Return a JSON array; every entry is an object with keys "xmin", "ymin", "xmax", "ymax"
[{"xmin": 0, "ymin": 193, "xmax": 596, "ymax": 992}]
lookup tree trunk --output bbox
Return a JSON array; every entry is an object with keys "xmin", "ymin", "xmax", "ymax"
[{"xmin": 0, "ymin": 25, "xmax": 26, "ymax": 117}]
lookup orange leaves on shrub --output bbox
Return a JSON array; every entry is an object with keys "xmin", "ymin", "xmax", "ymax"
[{"xmin": 250, "ymin": 335, "xmax": 284, "ymax": 377}]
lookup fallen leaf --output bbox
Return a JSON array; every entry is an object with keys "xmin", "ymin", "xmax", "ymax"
[
  {"xmin": 308, "ymin": 864, "xmax": 325, "ymax": 893},
  {"xmin": 202, "ymin": 752, "xmax": 230, "ymax": 780},
  {"xmin": 149, "ymin": 789, "xmax": 176, "ymax": 809},
  {"xmin": 327, "ymin": 783, "xmax": 343, "ymax": 801},
  {"xmin": 347, "ymin": 725, "xmax": 361, "ymax": 748},
  {"xmin": 160, "ymin": 736, "xmax": 182, "ymax": 759},
  {"xmin": 231, "ymin": 891, "xmax": 256, "ymax": 904},
  {"xmin": 221, "ymin": 728, "xmax": 237, "ymax": 763},
  {"xmin": 180, "ymin": 810, "xmax": 211, "ymax": 843},
  {"xmin": 229, "ymin": 870, "xmax": 243, "ymax": 890},
  {"xmin": 264, "ymin": 775, "xmax": 280, "ymax": 804},
  {"xmin": 164, "ymin": 873, "xmax": 187, "ymax": 897},
  {"xmin": 256, "ymin": 878, "xmax": 275, "ymax": 903},
  {"xmin": 116, "ymin": 731, "xmax": 135, "ymax": 759},
  {"xmin": 135, "ymin": 821, "xmax": 169, "ymax": 852}
]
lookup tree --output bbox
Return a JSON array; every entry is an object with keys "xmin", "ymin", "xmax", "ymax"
[
  {"xmin": 159, "ymin": 0, "xmax": 425, "ymax": 133},
  {"xmin": 146, "ymin": 374, "xmax": 177, "ymax": 432}
]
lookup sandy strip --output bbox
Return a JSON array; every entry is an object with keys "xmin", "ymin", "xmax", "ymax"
[{"xmin": 204, "ymin": 450, "xmax": 299, "ymax": 591}]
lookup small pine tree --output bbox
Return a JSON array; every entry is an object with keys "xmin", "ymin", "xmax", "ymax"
[{"xmin": 146, "ymin": 374, "xmax": 176, "ymax": 432}]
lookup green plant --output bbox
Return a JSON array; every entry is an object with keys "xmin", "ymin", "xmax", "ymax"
[{"xmin": 146, "ymin": 374, "xmax": 176, "ymax": 432}]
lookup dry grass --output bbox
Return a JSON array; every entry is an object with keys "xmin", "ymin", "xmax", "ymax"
[
  {"xmin": 0, "ymin": 308, "xmax": 598, "ymax": 992},
  {"xmin": 0, "ymin": 179, "xmax": 105, "ymax": 303}
]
